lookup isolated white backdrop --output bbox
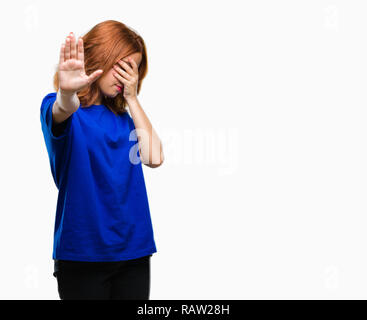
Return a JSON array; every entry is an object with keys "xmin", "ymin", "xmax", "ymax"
[{"xmin": 0, "ymin": 0, "xmax": 366, "ymax": 299}]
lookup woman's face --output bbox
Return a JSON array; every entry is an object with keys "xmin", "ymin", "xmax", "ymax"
[{"xmin": 96, "ymin": 52, "xmax": 142, "ymax": 102}]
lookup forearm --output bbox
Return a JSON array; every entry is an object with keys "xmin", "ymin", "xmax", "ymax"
[
  {"xmin": 126, "ymin": 97, "xmax": 164, "ymax": 168},
  {"xmin": 52, "ymin": 89, "xmax": 80, "ymax": 124}
]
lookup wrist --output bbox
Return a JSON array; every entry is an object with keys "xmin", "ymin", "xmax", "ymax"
[
  {"xmin": 125, "ymin": 95, "xmax": 138, "ymax": 104},
  {"xmin": 57, "ymin": 89, "xmax": 80, "ymax": 113},
  {"xmin": 59, "ymin": 88, "xmax": 77, "ymax": 97}
]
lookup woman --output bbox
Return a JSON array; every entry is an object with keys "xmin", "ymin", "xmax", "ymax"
[{"xmin": 40, "ymin": 20, "xmax": 164, "ymax": 300}]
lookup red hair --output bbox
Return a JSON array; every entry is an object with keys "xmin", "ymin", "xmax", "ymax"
[{"xmin": 53, "ymin": 20, "xmax": 148, "ymax": 114}]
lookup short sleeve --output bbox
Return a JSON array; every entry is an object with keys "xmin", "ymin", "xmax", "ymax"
[
  {"xmin": 40, "ymin": 92, "xmax": 73, "ymax": 188},
  {"xmin": 40, "ymin": 92, "xmax": 73, "ymax": 139}
]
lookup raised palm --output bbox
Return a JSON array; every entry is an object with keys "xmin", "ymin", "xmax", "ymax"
[{"xmin": 58, "ymin": 32, "xmax": 103, "ymax": 94}]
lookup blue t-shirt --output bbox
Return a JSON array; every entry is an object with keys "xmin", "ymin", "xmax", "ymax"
[{"xmin": 40, "ymin": 92, "xmax": 157, "ymax": 262}]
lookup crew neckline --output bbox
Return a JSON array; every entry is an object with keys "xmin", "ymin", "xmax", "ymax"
[{"xmin": 86, "ymin": 104, "xmax": 128, "ymax": 117}]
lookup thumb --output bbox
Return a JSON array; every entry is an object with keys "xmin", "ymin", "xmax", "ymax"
[{"xmin": 87, "ymin": 69, "xmax": 103, "ymax": 84}]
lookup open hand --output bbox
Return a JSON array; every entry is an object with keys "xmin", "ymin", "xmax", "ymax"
[
  {"xmin": 112, "ymin": 57, "xmax": 139, "ymax": 100},
  {"xmin": 58, "ymin": 32, "xmax": 103, "ymax": 95}
]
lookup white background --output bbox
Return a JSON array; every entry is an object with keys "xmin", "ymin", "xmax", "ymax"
[{"xmin": 0, "ymin": 0, "xmax": 366, "ymax": 299}]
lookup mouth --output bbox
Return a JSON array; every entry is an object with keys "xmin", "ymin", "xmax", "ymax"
[{"xmin": 115, "ymin": 84, "xmax": 123, "ymax": 92}]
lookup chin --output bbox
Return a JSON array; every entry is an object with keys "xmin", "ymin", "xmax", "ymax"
[{"xmin": 105, "ymin": 92, "xmax": 118, "ymax": 99}]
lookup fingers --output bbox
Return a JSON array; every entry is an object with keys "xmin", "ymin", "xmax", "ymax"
[
  {"xmin": 87, "ymin": 69, "xmax": 104, "ymax": 84},
  {"xmin": 70, "ymin": 33, "xmax": 76, "ymax": 59},
  {"xmin": 112, "ymin": 68, "xmax": 127, "ymax": 83},
  {"xmin": 62, "ymin": 32, "xmax": 81, "ymax": 64},
  {"xmin": 78, "ymin": 37, "xmax": 84, "ymax": 64},
  {"xmin": 65, "ymin": 35, "xmax": 70, "ymax": 60},
  {"xmin": 59, "ymin": 42, "xmax": 65, "ymax": 65}
]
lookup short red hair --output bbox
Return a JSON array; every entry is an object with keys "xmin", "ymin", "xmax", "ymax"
[{"xmin": 53, "ymin": 20, "xmax": 148, "ymax": 114}]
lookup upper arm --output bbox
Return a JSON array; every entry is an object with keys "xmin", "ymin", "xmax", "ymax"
[
  {"xmin": 40, "ymin": 92, "xmax": 73, "ymax": 140},
  {"xmin": 51, "ymin": 110, "xmax": 71, "ymax": 137},
  {"xmin": 40, "ymin": 92, "xmax": 74, "ymax": 188}
]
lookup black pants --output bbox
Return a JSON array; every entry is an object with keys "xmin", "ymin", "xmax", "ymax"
[{"xmin": 53, "ymin": 254, "xmax": 152, "ymax": 300}]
